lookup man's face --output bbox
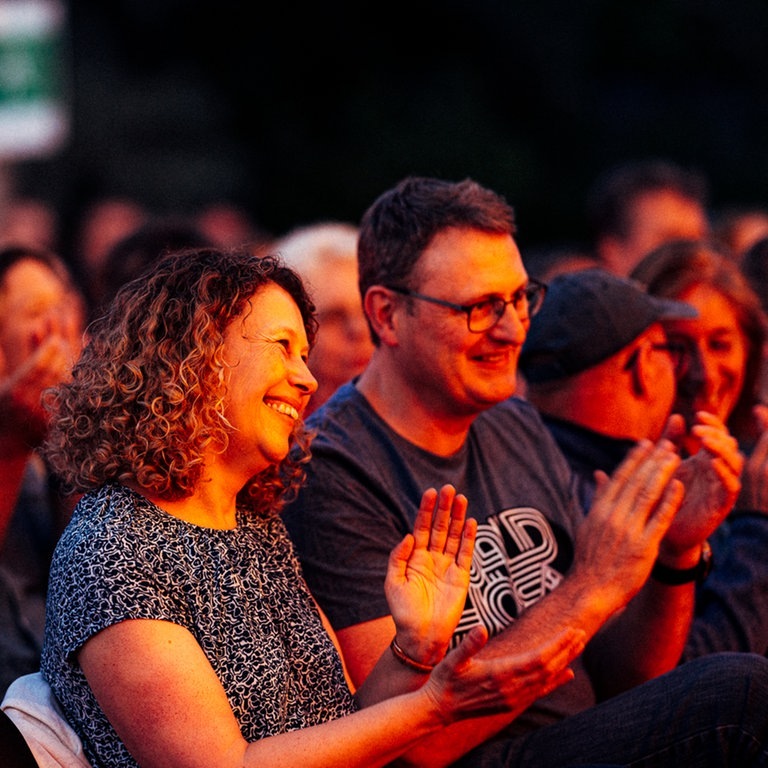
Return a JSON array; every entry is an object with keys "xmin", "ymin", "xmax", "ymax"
[
  {"xmin": 392, "ymin": 227, "xmax": 529, "ymax": 420},
  {"xmin": 308, "ymin": 258, "xmax": 373, "ymax": 411},
  {"xmin": 637, "ymin": 323, "xmax": 679, "ymax": 441}
]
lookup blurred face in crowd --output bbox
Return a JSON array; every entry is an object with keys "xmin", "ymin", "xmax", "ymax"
[
  {"xmin": 0, "ymin": 258, "xmax": 84, "ymax": 441},
  {"xmin": 307, "ymin": 258, "xmax": 373, "ymax": 413},
  {"xmin": 664, "ymin": 282, "xmax": 748, "ymax": 445},
  {"xmin": 603, "ymin": 190, "xmax": 709, "ymax": 276}
]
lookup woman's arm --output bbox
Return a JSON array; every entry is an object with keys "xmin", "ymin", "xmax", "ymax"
[{"xmin": 79, "ymin": 615, "xmax": 542, "ymax": 768}]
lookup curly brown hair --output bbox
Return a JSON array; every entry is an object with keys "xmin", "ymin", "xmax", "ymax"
[{"xmin": 43, "ymin": 247, "xmax": 318, "ymax": 515}]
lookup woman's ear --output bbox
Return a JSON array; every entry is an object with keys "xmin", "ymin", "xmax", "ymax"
[{"xmin": 363, "ymin": 286, "xmax": 400, "ymax": 347}]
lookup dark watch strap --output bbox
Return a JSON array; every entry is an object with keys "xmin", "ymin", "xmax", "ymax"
[{"xmin": 651, "ymin": 540, "xmax": 713, "ymax": 585}]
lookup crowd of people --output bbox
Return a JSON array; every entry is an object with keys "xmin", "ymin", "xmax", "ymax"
[{"xmin": 2, "ymin": 159, "xmax": 768, "ymax": 766}]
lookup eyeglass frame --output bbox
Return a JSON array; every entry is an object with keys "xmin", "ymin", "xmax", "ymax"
[{"xmin": 386, "ymin": 278, "xmax": 548, "ymax": 333}]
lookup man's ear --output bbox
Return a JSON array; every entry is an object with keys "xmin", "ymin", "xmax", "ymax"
[
  {"xmin": 363, "ymin": 286, "xmax": 400, "ymax": 347},
  {"xmin": 631, "ymin": 344, "xmax": 653, "ymax": 398}
]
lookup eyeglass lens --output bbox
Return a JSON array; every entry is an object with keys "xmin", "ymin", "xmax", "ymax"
[{"xmin": 468, "ymin": 281, "xmax": 546, "ymax": 332}]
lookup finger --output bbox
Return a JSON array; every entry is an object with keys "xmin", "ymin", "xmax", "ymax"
[
  {"xmin": 709, "ymin": 457, "xmax": 743, "ymax": 498},
  {"xmin": 455, "ymin": 516, "xmax": 477, "ymax": 571},
  {"xmin": 691, "ymin": 410, "xmax": 728, "ymax": 430},
  {"xmin": 412, "ymin": 487, "xmax": 439, "ymax": 549},
  {"xmin": 644, "ymin": 477, "xmax": 685, "ymax": 541},
  {"xmin": 692, "ymin": 429, "xmax": 744, "ymax": 476},
  {"xmin": 592, "ymin": 439, "xmax": 655, "ymax": 512},
  {"xmin": 428, "ymin": 484, "xmax": 458, "ymax": 552},
  {"xmin": 535, "ymin": 627, "xmax": 587, "ymax": 669},
  {"xmin": 443, "ymin": 492, "xmax": 469, "ymax": 558},
  {"xmin": 386, "ymin": 533, "xmax": 415, "ymax": 585},
  {"xmin": 690, "ymin": 422, "xmax": 738, "ymax": 451},
  {"xmin": 443, "ymin": 624, "xmax": 489, "ymax": 671},
  {"xmin": 661, "ymin": 413, "xmax": 687, "ymax": 448},
  {"xmin": 608, "ymin": 441, "xmax": 680, "ymax": 524}
]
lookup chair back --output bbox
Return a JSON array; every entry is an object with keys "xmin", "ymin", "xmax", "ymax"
[
  {"xmin": 1, "ymin": 673, "xmax": 91, "ymax": 768},
  {"xmin": 0, "ymin": 707, "xmax": 39, "ymax": 768}
]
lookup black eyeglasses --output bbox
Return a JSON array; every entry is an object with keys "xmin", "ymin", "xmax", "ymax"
[
  {"xmin": 624, "ymin": 341, "xmax": 690, "ymax": 378},
  {"xmin": 388, "ymin": 279, "xmax": 547, "ymax": 333}
]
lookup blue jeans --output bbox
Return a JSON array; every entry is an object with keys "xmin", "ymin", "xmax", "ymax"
[{"xmin": 454, "ymin": 653, "xmax": 768, "ymax": 767}]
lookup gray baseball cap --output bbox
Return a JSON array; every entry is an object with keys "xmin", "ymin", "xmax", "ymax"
[{"xmin": 519, "ymin": 267, "xmax": 698, "ymax": 383}]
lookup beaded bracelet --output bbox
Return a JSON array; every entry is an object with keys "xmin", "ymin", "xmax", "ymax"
[{"xmin": 389, "ymin": 637, "xmax": 437, "ymax": 673}]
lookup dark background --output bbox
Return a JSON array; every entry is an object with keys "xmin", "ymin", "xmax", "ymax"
[{"xmin": 10, "ymin": 0, "xmax": 768, "ymax": 255}]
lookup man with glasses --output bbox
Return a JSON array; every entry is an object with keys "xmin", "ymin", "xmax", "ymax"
[
  {"xmin": 521, "ymin": 266, "xmax": 768, "ymax": 660},
  {"xmin": 283, "ymin": 176, "xmax": 763, "ymax": 767}
]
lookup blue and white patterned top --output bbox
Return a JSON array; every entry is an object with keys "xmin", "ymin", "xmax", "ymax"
[{"xmin": 42, "ymin": 483, "xmax": 356, "ymax": 768}]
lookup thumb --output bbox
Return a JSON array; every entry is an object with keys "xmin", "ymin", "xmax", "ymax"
[
  {"xmin": 442, "ymin": 625, "xmax": 489, "ymax": 670},
  {"xmin": 386, "ymin": 533, "xmax": 415, "ymax": 582},
  {"xmin": 662, "ymin": 413, "xmax": 687, "ymax": 448}
]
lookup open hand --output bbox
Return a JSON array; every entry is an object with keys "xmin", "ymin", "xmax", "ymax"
[{"xmin": 385, "ymin": 485, "xmax": 476, "ymax": 664}]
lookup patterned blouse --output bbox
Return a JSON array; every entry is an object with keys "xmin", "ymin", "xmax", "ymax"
[{"xmin": 41, "ymin": 484, "xmax": 357, "ymax": 768}]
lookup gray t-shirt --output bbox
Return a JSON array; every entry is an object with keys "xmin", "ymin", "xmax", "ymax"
[
  {"xmin": 283, "ymin": 384, "xmax": 595, "ymax": 732},
  {"xmin": 42, "ymin": 484, "xmax": 356, "ymax": 768}
]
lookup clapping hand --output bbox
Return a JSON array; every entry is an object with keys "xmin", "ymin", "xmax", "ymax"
[
  {"xmin": 661, "ymin": 412, "xmax": 743, "ymax": 555},
  {"xmin": 385, "ymin": 485, "xmax": 476, "ymax": 665}
]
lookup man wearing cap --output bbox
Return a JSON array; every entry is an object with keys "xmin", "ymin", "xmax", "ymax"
[
  {"xmin": 521, "ymin": 267, "xmax": 768, "ymax": 658},
  {"xmin": 283, "ymin": 177, "xmax": 757, "ymax": 767},
  {"xmin": 520, "ymin": 267, "xmax": 698, "ymax": 512}
]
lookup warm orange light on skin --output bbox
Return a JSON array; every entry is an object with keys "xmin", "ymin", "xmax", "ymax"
[{"xmin": 663, "ymin": 283, "xmax": 748, "ymax": 455}]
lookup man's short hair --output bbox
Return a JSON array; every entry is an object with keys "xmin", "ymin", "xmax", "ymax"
[{"xmin": 357, "ymin": 176, "xmax": 517, "ymax": 299}]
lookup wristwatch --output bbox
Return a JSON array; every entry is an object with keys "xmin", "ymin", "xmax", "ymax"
[{"xmin": 651, "ymin": 540, "xmax": 713, "ymax": 585}]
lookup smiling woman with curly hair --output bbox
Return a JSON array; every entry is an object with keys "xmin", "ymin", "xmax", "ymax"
[
  {"xmin": 31, "ymin": 244, "xmax": 514, "ymax": 768},
  {"xmin": 43, "ymin": 247, "xmax": 317, "ymax": 512}
]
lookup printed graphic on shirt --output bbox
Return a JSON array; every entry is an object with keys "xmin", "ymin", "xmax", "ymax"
[{"xmin": 454, "ymin": 507, "xmax": 565, "ymax": 641}]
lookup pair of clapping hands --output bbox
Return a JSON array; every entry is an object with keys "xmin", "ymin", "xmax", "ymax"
[{"xmin": 387, "ymin": 417, "xmax": 745, "ymax": 724}]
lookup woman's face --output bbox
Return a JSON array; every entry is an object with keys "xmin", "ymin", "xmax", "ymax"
[
  {"xmin": 221, "ymin": 283, "xmax": 317, "ymax": 477},
  {"xmin": 663, "ymin": 282, "xmax": 749, "ymax": 431}
]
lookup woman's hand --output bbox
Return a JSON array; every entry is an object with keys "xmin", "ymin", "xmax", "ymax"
[
  {"xmin": 384, "ymin": 484, "xmax": 476, "ymax": 666},
  {"xmin": 422, "ymin": 623, "xmax": 586, "ymax": 725}
]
